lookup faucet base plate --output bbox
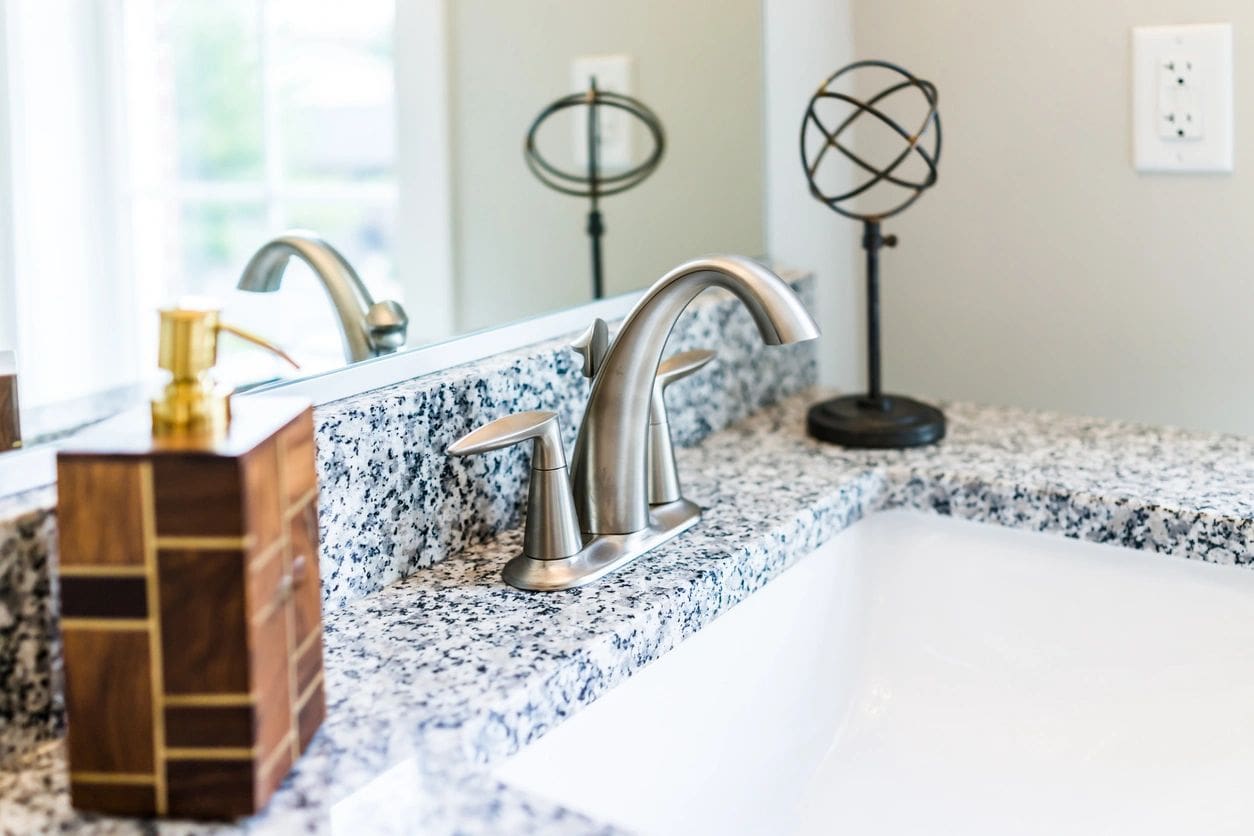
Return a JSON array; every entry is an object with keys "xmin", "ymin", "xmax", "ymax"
[{"xmin": 503, "ymin": 499, "xmax": 701, "ymax": 591}]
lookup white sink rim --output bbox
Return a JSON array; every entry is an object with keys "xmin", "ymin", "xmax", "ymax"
[{"xmin": 495, "ymin": 510, "xmax": 1254, "ymax": 836}]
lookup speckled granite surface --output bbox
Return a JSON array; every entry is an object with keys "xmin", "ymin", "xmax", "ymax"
[
  {"xmin": 0, "ymin": 489, "xmax": 58, "ymax": 757},
  {"xmin": 3, "ymin": 390, "xmax": 1253, "ymax": 833},
  {"xmin": 0, "ymin": 277, "xmax": 816, "ymax": 769},
  {"xmin": 314, "ymin": 278, "xmax": 818, "ymax": 610}
]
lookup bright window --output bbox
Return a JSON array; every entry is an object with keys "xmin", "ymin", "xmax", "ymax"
[
  {"xmin": 0, "ymin": 0, "xmax": 444, "ymax": 411},
  {"xmin": 120, "ymin": 0, "xmax": 402, "ymax": 381}
]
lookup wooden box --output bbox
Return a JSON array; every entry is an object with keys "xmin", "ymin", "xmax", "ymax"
[
  {"xmin": 0, "ymin": 359, "xmax": 19, "ymax": 451},
  {"xmin": 55, "ymin": 398, "xmax": 325, "ymax": 819}
]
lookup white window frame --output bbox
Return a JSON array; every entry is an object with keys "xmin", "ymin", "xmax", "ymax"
[{"xmin": 0, "ymin": 0, "xmax": 136, "ymax": 409}]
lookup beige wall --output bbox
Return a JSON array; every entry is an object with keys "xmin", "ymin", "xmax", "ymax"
[
  {"xmin": 848, "ymin": 1, "xmax": 1254, "ymax": 434},
  {"xmin": 449, "ymin": 0, "xmax": 765, "ymax": 333},
  {"xmin": 764, "ymin": 0, "xmax": 859, "ymax": 392}
]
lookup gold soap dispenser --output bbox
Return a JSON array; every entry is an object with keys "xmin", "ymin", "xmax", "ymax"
[
  {"xmin": 56, "ymin": 302, "xmax": 328, "ymax": 820},
  {"xmin": 150, "ymin": 303, "xmax": 299, "ymax": 436}
]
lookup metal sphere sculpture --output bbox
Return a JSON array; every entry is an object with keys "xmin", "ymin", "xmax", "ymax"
[
  {"xmin": 524, "ymin": 80, "xmax": 665, "ymax": 299},
  {"xmin": 799, "ymin": 60, "xmax": 947, "ymax": 449},
  {"xmin": 801, "ymin": 60, "xmax": 941, "ymax": 221}
]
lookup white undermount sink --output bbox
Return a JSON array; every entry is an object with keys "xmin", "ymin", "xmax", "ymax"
[{"xmin": 496, "ymin": 511, "xmax": 1254, "ymax": 835}]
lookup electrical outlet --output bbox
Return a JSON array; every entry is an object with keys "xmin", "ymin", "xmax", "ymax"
[
  {"xmin": 1157, "ymin": 55, "xmax": 1202, "ymax": 141},
  {"xmin": 1133, "ymin": 24, "xmax": 1232, "ymax": 172},
  {"xmin": 571, "ymin": 54, "xmax": 634, "ymax": 171}
]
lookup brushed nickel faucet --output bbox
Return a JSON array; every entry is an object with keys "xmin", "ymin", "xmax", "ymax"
[
  {"xmin": 646, "ymin": 348, "xmax": 715, "ymax": 506},
  {"xmin": 449, "ymin": 255, "xmax": 819, "ymax": 591},
  {"xmin": 237, "ymin": 231, "xmax": 409, "ymax": 363}
]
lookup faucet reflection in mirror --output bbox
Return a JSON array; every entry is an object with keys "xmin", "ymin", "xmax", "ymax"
[
  {"xmin": 450, "ymin": 255, "xmax": 820, "ymax": 591},
  {"xmin": 237, "ymin": 232, "xmax": 410, "ymax": 364}
]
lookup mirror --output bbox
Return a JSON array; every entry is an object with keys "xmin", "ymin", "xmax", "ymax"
[{"xmin": 0, "ymin": 0, "xmax": 765, "ymax": 451}]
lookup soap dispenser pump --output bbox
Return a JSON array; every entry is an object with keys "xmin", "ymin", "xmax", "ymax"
[
  {"xmin": 150, "ymin": 302, "xmax": 298, "ymax": 436},
  {"xmin": 56, "ymin": 302, "xmax": 326, "ymax": 820}
]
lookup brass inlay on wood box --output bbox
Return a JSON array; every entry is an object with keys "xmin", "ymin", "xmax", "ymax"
[{"xmin": 56, "ymin": 398, "xmax": 325, "ymax": 819}]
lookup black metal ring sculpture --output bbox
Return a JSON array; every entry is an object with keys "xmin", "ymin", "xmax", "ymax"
[
  {"xmin": 799, "ymin": 60, "xmax": 947, "ymax": 450},
  {"xmin": 801, "ymin": 59, "xmax": 941, "ymax": 221},
  {"xmin": 525, "ymin": 81, "xmax": 665, "ymax": 298},
  {"xmin": 525, "ymin": 90, "xmax": 665, "ymax": 198}
]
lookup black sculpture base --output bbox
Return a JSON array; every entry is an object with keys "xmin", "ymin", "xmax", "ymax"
[{"xmin": 807, "ymin": 393, "xmax": 945, "ymax": 449}]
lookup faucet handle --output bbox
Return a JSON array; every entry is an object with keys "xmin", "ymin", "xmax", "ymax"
[
  {"xmin": 448, "ymin": 411, "xmax": 583, "ymax": 560},
  {"xmin": 651, "ymin": 349, "xmax": 716, "ymax": 418},
  {"xmin": 648, "ymin": 349, "xmax": 716, "ymax": 505},
  {"xmin": 448, "ymin": 410, "xmax": 567, "ymax": 468},
  {"xmin": 570, "ymin": 318, "xmax": 610, "ymax": 378}
]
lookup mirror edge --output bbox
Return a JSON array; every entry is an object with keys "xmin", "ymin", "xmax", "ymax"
[
  {"xmin": 245, "ymin": 288, "xmax": 639, "ymax": 404},
  {"xmin": 0, "ymin": 290, "xmax": 641, "ymax": 497}
]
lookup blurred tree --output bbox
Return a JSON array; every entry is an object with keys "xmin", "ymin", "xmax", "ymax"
[{"xmin": 170, "ymin": 2, "xmax": 263, "ymax": 180}]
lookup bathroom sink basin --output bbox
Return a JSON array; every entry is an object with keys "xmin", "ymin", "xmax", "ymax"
[{"xmin": 496, "ymin": 511, "xmax": 1254, "ymax": 835}]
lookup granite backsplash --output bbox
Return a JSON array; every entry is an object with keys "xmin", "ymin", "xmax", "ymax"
[{"xmin": 0, "ymin": 275, "xmax": 817, "ymax": 751}]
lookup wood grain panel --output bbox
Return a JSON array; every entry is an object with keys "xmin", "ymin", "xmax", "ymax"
[
  {"xmin": 246, "ymin": 540, "xmax": 286, "ymax": 621},
  {"xmin": 0, "ymin": 374, "xmax": 19, "ymax": 451},
  {"xmin": 295, "ymin": 632, "xmax": 322, "ymax": 698},
  {"xmin": 241, "ymin": 439, "xmax": 282, "ymax": 551},
  {"xmin": 165, "ymin": 706, "xmax": 254, "ymax": 748},
  {"xmin": 57, "ymin": 458, "xmax": 146, "ymax": 567},
  {"xmin": 166, "ymin": 760, "xmax": 255, "ymax": 820},
  {"xmin": 287, "ymin": 501, "xmax": 322, "ymax": 651},
  {"xmin": 296, "ymin": 680, "xmax": 325, "ymax": 753},
  {"xmin": 69, "ymin": 782, "xmax": 156, "ymax": 817},
  {"xmin": 62, "ymin": 629, "xmax": 154, "ymax": 774},
  {"xmin": 278, "ymin": 411, "xmax": 316, "ymax": 505},
  {"xmin": 158, "ymin": 549, "xmax": 248, "ymax": 694},
  {"xmin": 60, "ymin": 577, "xmax": 148, "ymax": 619},
  {"xmin": 250, "ymin": 581, "xmax": 291, "ymax": 762},
  {"xmin": 256, "ymin": 744, "xmax": 292, "ymax": 804},
  {"xmin": 152, "ymin": 456, "xmax": 244, "ymax": 537}
]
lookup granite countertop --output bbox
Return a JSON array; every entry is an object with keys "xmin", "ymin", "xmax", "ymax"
[{"xmin": 2, "ymin": 389, "xmax": 1252, "ymax": 834}]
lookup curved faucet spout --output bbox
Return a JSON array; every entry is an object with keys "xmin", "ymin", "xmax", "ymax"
[
  {"xmin": 571, "ymin": 255, "xmax": 820, "ymax": 535},
  {"xmin": 237, "ymin": 231, "xmax": 408, "ymax": 363}
]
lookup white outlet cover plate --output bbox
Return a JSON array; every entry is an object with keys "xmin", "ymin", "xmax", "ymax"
[
  {"xmin": 1132, "ymin": 23, "xmax": 1233, "ymax": 172},
  {"xmin": 571, "ymin": 54, "xmax": 634, "ymax": 169}
]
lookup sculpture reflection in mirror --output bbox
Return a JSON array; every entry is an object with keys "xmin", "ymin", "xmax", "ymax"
[
  {"xmin": 525, "ymin": 79, "xmax": 665, "ymax": 299},
  {"xmin": 800, "ymin": 59, "xmax": 945, "ymax": 449},
  {"xmin": 237, "ymin": 232, "xmax": 410, "ymax": 364}
]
